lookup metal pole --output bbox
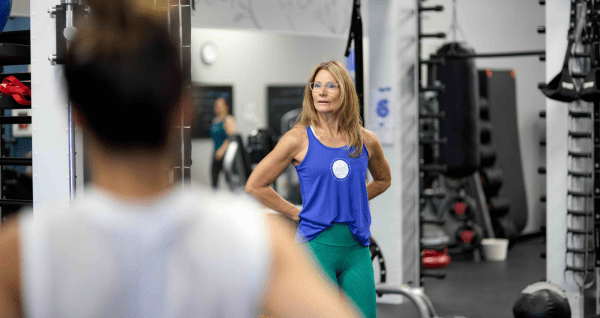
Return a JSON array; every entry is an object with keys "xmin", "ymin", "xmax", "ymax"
[
  {"xmin": 433, "ymin": 50, "xmax": 545, "ymax": 59},
  {"xmin": 64, "ymin": 0, "xmax": 77, "ymax": 201},
  {"xmin": 354, "ymin": 0, "xmax": 364, "ymax": 121},
  {"xmin": 178, "ymin": 0, "xmax": 186, "ymax": 189},
  {"xmin": 344, "ymin": 0, "xmax": 364, "ymax": 122},
  {"xmin": 415, "ymin": 0, "xmax": 423, "ymax": 289}
]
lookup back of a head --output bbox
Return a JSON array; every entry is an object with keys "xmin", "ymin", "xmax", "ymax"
[{"xmin": 65, "ymin": 0, "xmax": 183, "ymax": 150}]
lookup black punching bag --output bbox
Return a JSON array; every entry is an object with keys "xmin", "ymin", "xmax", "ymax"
[{"xmin": 434, "ymin": 42, "xmax": 480, "ymax": 178}]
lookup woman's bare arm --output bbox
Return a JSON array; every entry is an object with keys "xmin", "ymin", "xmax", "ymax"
[
  {"xmin": 363, "ymin": 128, "xmax": 391, "ymax": 200},
  {"xmin": 245, "ymin": 127, "xmax": 305, "ymax": 221},
  {"xmin": 223, "ymin": 116, "xmax": 236, "ymax": 135}
]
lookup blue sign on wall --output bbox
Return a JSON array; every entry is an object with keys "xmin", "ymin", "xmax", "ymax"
[{"xmin": 376, "ymin": 99, "xmax": 389, "ymax": 118}]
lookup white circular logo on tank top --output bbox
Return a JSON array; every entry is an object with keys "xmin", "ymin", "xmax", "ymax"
[{"xmin": 331, "ymin": 159, "xmax": 350, "ymax": 181}]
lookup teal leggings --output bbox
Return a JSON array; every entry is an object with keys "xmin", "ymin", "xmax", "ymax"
[{"xmin": 305, "ymin": 223, "xmax": 376, "ymax": 318}]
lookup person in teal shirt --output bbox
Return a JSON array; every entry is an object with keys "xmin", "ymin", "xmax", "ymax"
[{"xmin": 209, "ymin": 97, "xmax": 236, "ymax": 188}]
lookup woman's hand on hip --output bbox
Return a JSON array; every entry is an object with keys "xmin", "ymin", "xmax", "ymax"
[{"xmin": 245, "ymin": 126, "xmax": 308, "ymax": 219}]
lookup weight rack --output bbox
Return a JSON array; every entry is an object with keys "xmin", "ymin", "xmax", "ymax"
[
  {"xmin": 0, "ymin": 30, "xmax": 33, "ymax": 227},
  {"xmin": 416, "ymin": 0, "xmax": 449, "ymax": 285}
]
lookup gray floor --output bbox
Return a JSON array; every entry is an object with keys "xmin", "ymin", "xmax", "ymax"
[{"xmin": 377, "ymin": 238, "xmax": 546, "ymax": 318}]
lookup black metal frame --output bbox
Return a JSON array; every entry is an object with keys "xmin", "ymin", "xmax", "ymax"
[
  {"xmin": 432, "ymin": 50, "xmax": 545, "ymax": 60},
  {"xmin": 0, "ymin": 31, "xmax": 33, "ymax": 224},
  {"xmin": 345, "ymin": 0, "xmax": 365, "ymax": 121},
  {"xmin": 417, "ymin": 0, "xmax": 449, "ymax": 287}
]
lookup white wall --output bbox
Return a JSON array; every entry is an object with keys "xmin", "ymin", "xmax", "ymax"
[
  {"xmin": 11, "ymin": 0, "xmax": 29, "ymax": 18},
  {"xmin": 190, "ymin": 28, "xmax": 349, "ymax": 185},
  {"xmin": 191, "ymin": 0, "xmax": 358, "ymax": 37},
  {"xmin": 420, "ymin": 0, "xmax": 546, "ymax": 234}
]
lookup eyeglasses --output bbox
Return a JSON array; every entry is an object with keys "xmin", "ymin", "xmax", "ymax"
[{"xmin": 309, "ymin": 82, "xmax": 340, "ymax": 92}]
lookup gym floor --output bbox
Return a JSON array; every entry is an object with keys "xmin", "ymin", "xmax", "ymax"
[{"xmin": 377, "ymin": 237, "xmax": 546, "ymax": 318}]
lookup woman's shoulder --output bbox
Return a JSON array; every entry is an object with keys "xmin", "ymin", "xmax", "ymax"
[
  {"xmin": 279, "ymin": 125, "xmax": 308, "ymax": 149},
  {"xmin": 360, "ymin": 127, "xmax": 379, "ymax": 143},
  {"xmin": 360, "ymin": 127, "xmax": 382, "ymax": 155}
]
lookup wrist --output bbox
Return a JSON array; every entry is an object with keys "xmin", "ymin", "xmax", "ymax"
[{"xmin": 292, "ymin": 207, "xmax": 301, "ymax": 222}]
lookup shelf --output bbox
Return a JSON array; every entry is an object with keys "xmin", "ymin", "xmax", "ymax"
[
  {"xmin": 567, "ymin": 191, "xmax": 592, "ymax": 197},
  {"xmin": 0, "ymin": 94, "xmax": 30, "ymax": 110},
  {"xmin": 0, "ymin": 72, "xmax": 30, "ymax": 82},
  {"xmin": 569, "ymin": 110, "xmax": 592, "ymax": 118},
  {"xmin": 568, "ymin": 151, "xmax": 592, "ymax": 158},
  {"xmin": 420, "ymin": 164, "xmax": 447, "ymax": 173},
  {"xmin": 568, "ymin": 170, "xmax": 592, "ymax": 177},
  {"xmin": 568, "ymin": 131, "xmax": 592, "ymax": 138},
  {"xmin": 0, "ymin": 31, "xmax": 30, "ymax": 45},
  {"xmin": 0, "ymin": 43, "xmax": 30, "ymax": 66},
  {"xmin": 0, "ymin": 199, "xmax": 32, "ymax": 207},
  {"xmin": 420, "ymin": 191, "xmax": 446, "ymax": 198},
  {"xmin": 0, "ymin": 116, "xmax": 31, "ymax": 124},
  {"xmin": 420, "ymin": 111, "xmax": 445, "ymax": 119},
  {"xmin": 0, "ymin": 158, "xmax": 32, "ymax": 166},
  {"xmin": 567, "ymin": 210, "xmax": 592, "ymax": 216},
  {"xmin": 0, "ymin": 30, "xmax": 31, "ymax": 66},
  {"xmin": 419, "ymin": 137, "xmax": 448, "ymax": 145}
]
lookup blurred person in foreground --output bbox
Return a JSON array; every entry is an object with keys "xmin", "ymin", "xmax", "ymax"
[{"xmin": 0, "ymin": 1, "xmax": 361, "ymax": 317}]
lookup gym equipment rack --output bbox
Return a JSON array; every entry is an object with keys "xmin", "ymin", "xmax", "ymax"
[
  {"xmin": 416, "ymin": 0, "xmax": 451, "ymax": 285},
  {"xmin": 0, "ymin": 30, "xmax": 32, "ymax": 226},
  {"xmin": 559, "ymin": 0, "xmax": 596, "ymax": 295},
  {"xmin": 542, "ymin": 0, "xmax": 600, "ymax": 316},
  {"xmin": 164, "ymin": 0, "xmax": 193, "ymax": 187}
]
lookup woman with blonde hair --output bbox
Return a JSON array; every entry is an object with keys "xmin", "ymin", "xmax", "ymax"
[{"xmin": 246, "ymin": 60, "xmax": 391, "ymax": 318}]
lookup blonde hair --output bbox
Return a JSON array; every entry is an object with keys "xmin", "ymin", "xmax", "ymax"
[{"xmin": 296, "ymin": 61, "xmax": 363, "ymax": 158}]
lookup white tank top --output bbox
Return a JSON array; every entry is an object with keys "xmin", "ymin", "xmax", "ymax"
[{"xmin": 19, "ymin": 187, "xmax": 270, "ymax": 318}]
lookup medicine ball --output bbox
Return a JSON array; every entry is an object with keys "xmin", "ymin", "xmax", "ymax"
[
  {"xmin": 0, "ymin": 0, "xmax": 11, "ymax": 33},
  {"xmin": 513, "ymin": 282, "xmax": 571, "ymax": 318}
]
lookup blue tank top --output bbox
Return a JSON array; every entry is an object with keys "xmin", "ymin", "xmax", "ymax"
[
  {"xmin": 210, "ymin": 117, "xmax": 227, "ymax": 152},
  {"xmin": 295, "ymin": 126, "xmax": 371, "ymax": 246}
]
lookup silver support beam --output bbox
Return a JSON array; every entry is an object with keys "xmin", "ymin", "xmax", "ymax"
[
  {"xmin": 32, "ymin": 1, "xmax": 71, "ymax": 209},
  {"xmin": 64, "ymin": 0, "xmax": 76, "ymax": 201}
]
